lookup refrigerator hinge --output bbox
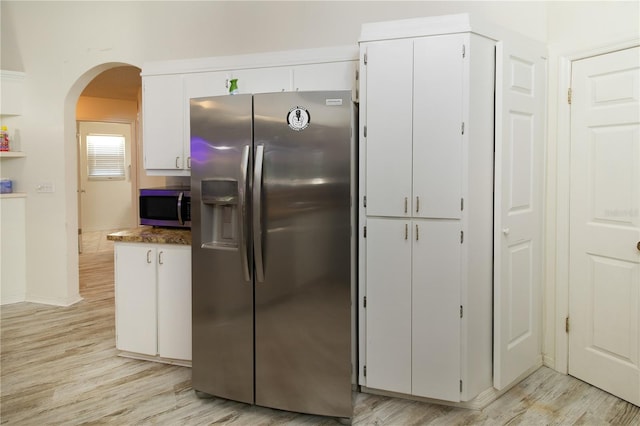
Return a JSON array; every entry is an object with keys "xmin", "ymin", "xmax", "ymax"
[
  {"xmin": 364, "ymin": 296, "xmax": 367, "ymax": 308},
  {"xmin": 364, "ymin": 195, "xmax": 367, "ymax": 208},
  {"xmin": 364, "ymin": 365, "xmax": 367, "ymax": 377},
  {"xmin": 364, "ymin": 226, "xmax": 367, "ymax": 238},
  {"xmin": 460, "ymin": 230, "xmax": 464, "ymax": 244}
]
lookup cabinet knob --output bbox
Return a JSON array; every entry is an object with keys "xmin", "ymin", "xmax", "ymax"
[
  {"xmin": 416, "ymin": 196, "xmax": 420, "ymax": 213},
  {"xmin": 404, "ymin": 197, "xmax": 408, "ymax": 214},
  {"xmin": 175, "ymin": 157, "xmax": 180, "ymax": 169},
  {"xmin": 502, "ymin": 228, "xmax": 510, "ymax": 235}
]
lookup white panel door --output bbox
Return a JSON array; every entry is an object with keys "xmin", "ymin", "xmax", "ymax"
[
  {"xmin": 493, "ymin": 37, "xmax": 546, "ymax": 389},
  {"xmin": 365, "ymin": 218, "xmax": 412, "ymax": 394},
  {"xmin": 364, "ymin": 40, "xmax": 414, "ymax": 217},
  {"xmin": 569, "ymin": 46, "xmax": 640, "ymax": 406},
  {"xmin": 412, "ymin": 219, "xmax": 461, "ymax": 401},
  {"xmin": 157, "ymin": 245, "xmax": 192, "ymax": 360},
  {"xmin": 114, "ymin": 244, "xmax": 157, "ymax": 356},
  {"xmin": 413, "ymin": 35, "xmax": 464, "ymax": 220}
]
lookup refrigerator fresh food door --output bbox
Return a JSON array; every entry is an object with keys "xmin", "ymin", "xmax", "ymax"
[
  {"xmin": 190, "ymin": 94, "xmax": 254, "ymax": 404},
  {"xmin": 253, "ymin": 91, "xmax": 353, "ymax": 418}
]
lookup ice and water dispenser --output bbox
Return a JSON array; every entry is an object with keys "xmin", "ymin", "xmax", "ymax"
[{"xmin": 200, "ymin": 178, "xmax": 240, "ymax": 250}]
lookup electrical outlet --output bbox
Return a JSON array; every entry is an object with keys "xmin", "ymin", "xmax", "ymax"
[{"xmin": 36, "ymin": 182, "xmax": 55, "ymax": 193}]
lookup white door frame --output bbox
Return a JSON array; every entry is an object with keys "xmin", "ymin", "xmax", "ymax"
[{"xmin": 552, "ymin": 38, "xmax": 640, "ymax": 375}]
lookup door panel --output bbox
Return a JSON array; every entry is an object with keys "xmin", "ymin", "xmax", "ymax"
[
  {"xmin": 190, "ymin": 95, "xmax": 254, "ymax": 404},
  {"xmin": 413, "ymin": 35, "xmax": 464, "ymax": 219},
  {"xmin": 253, "ymin": 91, "xmax": 353, "ymax": 417},
  {"xmin": 114, "ymin": 244, "xmax": 157, "ymax": 355},
  {"xmin": 569, "ymin": 46, "xmax": 640, "ymax": 405},
  {"xmin": 365, "ymin": 218, "xmax": 412, "ymax": 395},
  {"xmin": 364, "ymin": 39, "xmax": 414, "ymax": 217},
  {"xmin": 412, "ymin": 219, "xmax": 461, "ymax": 401},
  {"xmin": 494, "ymin": 38, "xmax": 546, "ymax": 390}
]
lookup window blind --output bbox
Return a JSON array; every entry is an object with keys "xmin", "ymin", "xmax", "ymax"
[{"xmin": 87, "ymin": 134, "xmax": 125, "ymax": 180}]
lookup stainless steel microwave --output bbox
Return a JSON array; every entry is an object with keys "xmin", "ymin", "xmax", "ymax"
[{"xmin": 139, "ymin": 187, "xmax": 191, "ymax": 228}]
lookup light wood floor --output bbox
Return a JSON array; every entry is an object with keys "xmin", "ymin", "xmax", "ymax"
[{"xmin": 1, "ymin": 232, "xmax": 638, "ymax": 425}]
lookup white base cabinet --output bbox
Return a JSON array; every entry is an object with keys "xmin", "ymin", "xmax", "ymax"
[
  {"xmin": 114, "ymin": 242, "xmax": 191, "ymax": 362},
  {"xmin": 359, "ymin": 14, "xmax": 546, "ymax": 406}
]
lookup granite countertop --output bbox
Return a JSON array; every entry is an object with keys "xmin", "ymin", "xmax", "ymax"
[{"xmin": 107, "ymin": 227, "xmax": 191, "ymax": 245}]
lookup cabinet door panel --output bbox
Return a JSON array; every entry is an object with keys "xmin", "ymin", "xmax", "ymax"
[
  {"xmin": 413, "ymin": 35, "xmax": 464, "ymax": 219},
  {"xmin": 115, "ymin": 244, "xmax": 157, "ymax": 355},
  {"xmin": 412, "ymin": 219, "xmax": 461, "ymax": 401},
  {"xmin": 143, "ymin": 75, "xmax": 185, "ymax": 170},
  {"xmin": 230, "ymin": 67, "xmax": 291, "ymax": 94},
  {"xmin": 365, "ymin": 218, "xmax": 412, "ymax": 394},
  {"xmin": 157, "ymin": 246, "xmax": 192, "ymax": 360},
  {"xmin": 364, "ymin": 40, "xmax": 413, "ymax": 217},
  {"xmin": 292, "ymin": 62, "xmax": 356, "ymax": 91}
]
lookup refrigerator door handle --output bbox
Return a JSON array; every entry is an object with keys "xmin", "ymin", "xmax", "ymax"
[
  {"xmin": 253, "ymin": 144, "xmax": 265, "ymax": 283},
  {"xmin": 239, "ymin": 145, "xmax": 251, "ymax": 282}
]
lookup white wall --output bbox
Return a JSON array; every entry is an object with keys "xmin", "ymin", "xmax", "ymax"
[{"xmin": 0, "ymin": 1, "xmax": 548, "ymax": 306}]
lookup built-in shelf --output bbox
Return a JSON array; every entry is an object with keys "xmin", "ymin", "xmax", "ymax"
[
  {"xmin": 0, "ymin": 193, "xmax": 26, "ymax": 199},
  {"xmin": 0, "ymin": 151, "xmax": 25, "ymax": 158}
]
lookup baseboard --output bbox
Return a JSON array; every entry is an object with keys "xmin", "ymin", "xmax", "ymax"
[
  {"xmin": 25, "ymin": 294, "xmax": 83, "ymax": 307},
  {"xmin": 543, "ymin": 354, "xmax": 555, "ymax": 369},
  {"xmin": 0, "ymin": 293, "xmax": 26, "ymax": 305},
  {"xmin": 362, "ymin": 363, "xmax": 543, "ymax": 410},
  {"xmin": 118, "ymin": 351, "xmax": 192, "ymax": 368}
]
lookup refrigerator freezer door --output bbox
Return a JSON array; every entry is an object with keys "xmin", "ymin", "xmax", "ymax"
[
  {"xmin": 190, "ymin": 94, "xmax": 254, "ymax": 404},
  {"xmin": 253, "ymin": 91, "xmax": 353, "ymax": 417}
]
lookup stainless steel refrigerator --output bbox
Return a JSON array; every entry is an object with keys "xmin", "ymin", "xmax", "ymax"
[{"xmin": 190, "ymin": 91, "xmax": 355, "ymax": 419}]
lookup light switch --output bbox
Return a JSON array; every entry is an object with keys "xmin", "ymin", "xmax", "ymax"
[{"xmin": 36, "ymin": 182, "xmax": 55, "ymax": 193}]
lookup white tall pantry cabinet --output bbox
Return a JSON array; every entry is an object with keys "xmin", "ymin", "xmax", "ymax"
[{"xmin": 358, "ymin": 14, "xmax": 546, "ymax": 406}]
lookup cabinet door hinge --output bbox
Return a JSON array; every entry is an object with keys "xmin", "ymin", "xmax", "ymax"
[
  {"xmin": 460, "ymin": 305, "xmax": 463, "ymax": 318},
  {"xmin": 364, "ymin": 52, "xmax": 368, "ymax": 65},
  {"xmin": 462, "ymin": 44, "xmax": 466, "ymax": 58},
  {"xmin": 363, "ymin": 195, "xmax": 367, "ymax": 208},
  {"xmin": 461, "ymin": 122, "xmax": 465, "ymax": 135},
  {"xmin": 567, "ymin": 88, "xmax": 572, "ymax": 105},
  {"xmin": 460, "ymin": 380, "xmax": 463, "ymax": 392},
  {"xmin": 461, "ymin": 198, "xmax": 464, "ymax": 211},
  {"xmin": 460, "ymin": 230, "xmax": 464, "ymax": 244},
  {"xmin": 364, "ymin": 365, "xmax": 367, "ymax": 377},
  {"xmin": 565, "ymin": 317, "xmax": 570, "ymax": 333},
  {"xmin": 364, "ymin": 125, "xmax": 367, "ymax": 138},
  {"xmin": 364, "ymin": 296, "xmax": 367, "ymax": 308},
  {"xmin": 364, "ymin": 226, "xmax": 367, "ymax": 238}
]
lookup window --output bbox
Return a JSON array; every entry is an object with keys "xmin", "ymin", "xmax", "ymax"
[{"xmin": 86, "ymin": 134, "xmax": 126, "ymax": 180}]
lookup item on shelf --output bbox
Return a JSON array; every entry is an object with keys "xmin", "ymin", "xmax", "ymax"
[
  {"xmin": 0, "ymin": 178, "xmax": 13, "ymax": 193},
  {"xmin": 0, "ymin": 126, "xmax": 10, "ymax": 151}
]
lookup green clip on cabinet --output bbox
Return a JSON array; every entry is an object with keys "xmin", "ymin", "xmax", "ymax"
[{"xmin": 357, "ymin": 14, "xmax": 546, "ymax": 407}]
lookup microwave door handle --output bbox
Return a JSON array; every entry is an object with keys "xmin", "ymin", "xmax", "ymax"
[
  {"xmin": 239, "ymin": 145, "xmax": 251, "ymax": 282},
  {"xmin": 177, "ymin": 192, "xmax": 184, "ymax": 225},
  {"xmin": 253, "ymin": 144, "xmax": 265, "ymax": 283}
]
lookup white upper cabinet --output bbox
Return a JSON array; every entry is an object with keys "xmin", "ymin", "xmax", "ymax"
[
  {"xmin": 142, "ymin": 46, "xmax": 358, "ymax": 176},
  {"xmin": 292, "ymin": 61, "xmax": 356, "ymax": 92},
  {"xmin": 0, "ymin": 71, "xmax": 25, "ymax": 116},
  {"xmin": 143, "ymin": 74, "xmax": 188, "ymax": 175}
]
